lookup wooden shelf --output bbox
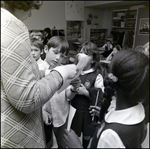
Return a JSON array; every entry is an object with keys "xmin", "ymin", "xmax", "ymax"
[
  {"xmin": 111, "ymin": 26, "xmax": 135, "ymax": 29},
  {"xmin": 66, "ymin": 21, "xmax": 82, "ymax": 40},
  {"xmin": 90, "ymin": 29, "xmax": 107, "ymax": 47},
  {"xmin": 111, "ymin": 9, "xmax": 137, "ymax": 48}
]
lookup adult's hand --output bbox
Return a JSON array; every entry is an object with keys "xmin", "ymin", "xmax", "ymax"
[
  {"xmin": 63, "ymin": 129, "xmax": 83, "ymax": 148},
  {"xmin": 52, "ymin": 64, "xmax": 78, "ymax": 80}
]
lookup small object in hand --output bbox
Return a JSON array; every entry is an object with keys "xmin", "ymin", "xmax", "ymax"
[{"xmin": 70, "ymin": 87, "xmax": 79, "ymax": 94}]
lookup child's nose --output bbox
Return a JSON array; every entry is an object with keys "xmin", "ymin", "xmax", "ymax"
[
  {"xmin": 31, "ymin": 51, "xmax": 35, "ymax": 55},
  {"xmin": 56, "ymin": 54, "xmax": 61, "ymax": 60}
]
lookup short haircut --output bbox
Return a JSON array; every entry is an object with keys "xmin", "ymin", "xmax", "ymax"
[
  {"xmin": 30, "ymin": 39, "xmax": 44, "ymax": 52},
  {"xmin": 47, "ymin": 36, "xmax": 69, "ymax": 55}
]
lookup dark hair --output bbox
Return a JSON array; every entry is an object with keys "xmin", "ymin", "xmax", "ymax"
[
  {"xmin": 43, "ymin": 27, "xmax": 51, "ymax": 45},
  {"xmin": 1, "ymin": 1, "xmax": 42, "ymax": 11},
  {"xmin": 30, "ymin": 39, "xmax": 44, "ymax": 52},
  {"xmin": 105, "ymin": 49, "xmax": 149, "ymax": 105},
  {"xmin": 47, "ymin": 36, "xmax": 69, "ymax": 55},
  {"xmin": 80, "ymin": 41, "xmax": 101, "ymax": 74},
  {"xmin": 44, "ymin": 28, "xmax": 51, "ymax": 34}
]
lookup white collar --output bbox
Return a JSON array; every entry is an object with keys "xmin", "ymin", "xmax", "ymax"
[
  {"xmin": 81, "ymin": 68, "xmax": 94, "ymax": 75},
  {"xmin": 36, "ymin": 57, "xmax": 43, "ymax": 64},
  {"xmin": 105, "ymin": 103, "xmax": 145, "ymax": 125}
]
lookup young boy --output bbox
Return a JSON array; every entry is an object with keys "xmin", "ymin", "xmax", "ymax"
[
  {"xmin": 41, "ymin": 36, "xmax": 81, "ymax": 148},
  {"xmin": 30, "ymin": 39, "xmax": 48, "ymax": 78}
]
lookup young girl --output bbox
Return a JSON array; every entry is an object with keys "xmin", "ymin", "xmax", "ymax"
[
  {"xmin": 63, "ymin": 49, "xmax": 149, "ymax": 148},
  {"xmin": 102, "ymin": 37, "xmax": 113, "ymax": 58},
  {"xmin": 106, "ymin": 44, "xmax": 121, "ymax": 61},
  {"xmin": 69, "ymin": 41, "xmax": 104, "ymax": 148}
]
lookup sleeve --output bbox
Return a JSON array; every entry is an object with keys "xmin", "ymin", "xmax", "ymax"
[
  {"xmin": 1, "ymin": 19, "xmax": 63, "ymax": 114},
  {"xmin": 94, "ymin": 74, "xmax": 104, "ymax": 92},
  {"xmin": 102, "ymin": 44, "xmax": 106, "ymax": 48},
  {"xmin": 97, "ymin": 129, "xmax": 125, "ymax": 148}
]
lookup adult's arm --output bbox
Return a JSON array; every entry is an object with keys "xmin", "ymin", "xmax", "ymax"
[{"xmin": 1, "ymin": 17, "xmax": 63, "ymax": 114}]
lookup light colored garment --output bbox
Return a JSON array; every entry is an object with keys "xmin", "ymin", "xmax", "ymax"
[
  {"xmin": 37, "ymin": 57, "xmax": 49, "ymax": 72},
  {"xmin": 102, "ymin": 43, "xmax": 113, "ymax": 50},
  {"xmin": 43, "ymin": 90, "xmax": 70, "ymax": 127},
  {"xmin": 42, "ymin": 63, "xmax": 70, "ymax": 128},
  {"xmin": 97, "ymin": 103, "xmax": 145, "ymax": 148},
  {"xmin": 1, "ymin": 8, "xmax": 63, "ymax": 148}
]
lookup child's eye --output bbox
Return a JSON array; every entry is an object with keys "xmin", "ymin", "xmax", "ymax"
[
  {"xmin": 53, "ymin": 51, "xmax": 59, "ymax": 54},
  {"xmin": 61, "ymin": 54, "xmax": 65, "ymax": 58}
]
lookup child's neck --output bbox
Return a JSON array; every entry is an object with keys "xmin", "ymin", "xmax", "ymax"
[{"xmin": 115, "ymin": 92, "xmax": 137, "ymax": 110}]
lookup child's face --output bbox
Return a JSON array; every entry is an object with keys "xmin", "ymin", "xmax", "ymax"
[
  {"xmin": 31, "ymin": 45, "xmax": 41, "ymax": 61},
  {"xmin": 45, "ymin": 47, "xmax": 64, "ymax": 68}
]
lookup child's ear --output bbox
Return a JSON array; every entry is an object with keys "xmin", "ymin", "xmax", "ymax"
[
  {"xmin": 44, "ymin": 45, "xmax": 48, "ymax": 53},
  {"xmin": 40, "ymin": 49, "xmax": 43, "ymax": 55}
]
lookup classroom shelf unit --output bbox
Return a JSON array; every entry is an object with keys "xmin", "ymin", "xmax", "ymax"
[
  {"xmin": 66, "ymin": 21, "xmax": 83, "ymax": 40},
  {"xmin": 90, "ymin": 29, "xmax": 108, "ymax": 47},
  {"xmin": 112, "ymin": 9, "xmax": 137, "ymax": 29},
  {"xmin": 111, "ymin": 8, "xmax": 138, "ymax": 48}
]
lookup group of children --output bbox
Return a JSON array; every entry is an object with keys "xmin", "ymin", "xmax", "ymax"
[
  {"xmin": 63, "ymin": 44, "xmax": 149, "ymax": 148},
  {"xmin": 29, "ymin": 32, "xmax": 105, "ymax": 148},
  {"xmin": 1, "ymin": 1, "xmax": 149, "ymax": 148},
  {"xmin": 29, "ymin": 30, "xmax": 149, "ymax": 148}
]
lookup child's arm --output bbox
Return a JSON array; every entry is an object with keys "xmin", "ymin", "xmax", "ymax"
[
  {"xmin": 78, "ymin": 84, "xmax": 90, "ymax": 97},
  {"xmin": 65, "ymin": 86, "xmax": 77, "ymax": 101},
  {"xmin": 66, "ymin": 77, "xmax": 81, "ymax": 100}
]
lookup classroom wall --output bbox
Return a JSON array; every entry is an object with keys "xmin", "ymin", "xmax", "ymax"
[
  {"xmin": 83, "ymin": 7, "xmax": 111, "ymax": 41},
  {"xmin": 24, "ymin": 1, "xmax": 66, "ymax": 30},
  {"xmin": 23, "ymin": 1, "xmax": 148, "ymax": 47}
]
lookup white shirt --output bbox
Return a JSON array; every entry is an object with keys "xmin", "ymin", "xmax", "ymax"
[
  {"xmin": 97, "ymin": 103, "xmax": 145, "ymax": 148},
  {"xmin": 42, "ymin": 62, "xmax": 70, "ymax": 127},
  {"xmin": 36, "ymin": 57, "xmax": 48, "ymax": 72}
]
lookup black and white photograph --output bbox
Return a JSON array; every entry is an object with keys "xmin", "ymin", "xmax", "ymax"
[
  {"xmin": 1, "ymin": 1, "xmax": 149, "ymax": 148},
  {"xmin": 139, "ymin": 18, "xmax": 149, "ymax": 35}
]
